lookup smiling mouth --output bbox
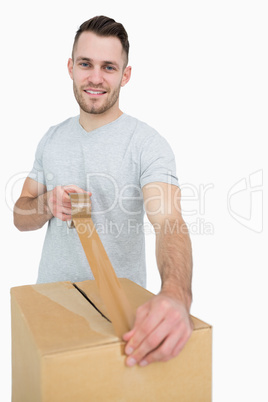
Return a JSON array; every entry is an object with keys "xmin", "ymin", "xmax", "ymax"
[{"xmin": 84, "ymin": 90, "xmax": 107, "ymax": 96}]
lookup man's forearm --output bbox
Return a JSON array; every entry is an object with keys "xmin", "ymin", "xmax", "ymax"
[
  {"xmin": 124, "ymin": 216, "xmax": 193, "ymax": 367},
  {"xmin": 14, "ymin": 193, "xmax": 53, "ymax": 231},
  {"xmin": 124, "ymin": 183, "xmax": 193, "ymax": 367},
  {"xmin": 156, "ymin": 217, "xmax": 193, "ymax": 311}
]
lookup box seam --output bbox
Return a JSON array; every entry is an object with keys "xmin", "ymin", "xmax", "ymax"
[{"xmin": 72, "ymin": 283, "xmax": 111, "ymax": 323}]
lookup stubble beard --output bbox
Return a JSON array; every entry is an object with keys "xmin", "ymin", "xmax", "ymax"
[{"xmin": 73, "ymin": 81, "xmax": 121, "ymax": 115}]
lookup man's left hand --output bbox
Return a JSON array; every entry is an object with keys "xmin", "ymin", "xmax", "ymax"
[{"xmin": 122, "ymin": 293, "xmax": 193, "ymax": 367}]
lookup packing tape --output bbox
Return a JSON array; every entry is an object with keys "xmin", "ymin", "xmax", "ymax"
[{"xmin": 69, "ymin": 193, "xmax": 135, "ymax": 338}]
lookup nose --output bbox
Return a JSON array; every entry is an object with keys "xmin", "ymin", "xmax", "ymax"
[{"xmin": 87, "ymin": 67, "xmax": 104, "ymax": 86}]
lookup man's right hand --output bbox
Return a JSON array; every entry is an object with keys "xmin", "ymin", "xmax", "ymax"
[
  {"xmin": 47, "ymin": 185, "xmax": 91, "ymax": 221},
  {"xmin": 14, "ymin": 179, "xmax": 91, "ymax": 231}
]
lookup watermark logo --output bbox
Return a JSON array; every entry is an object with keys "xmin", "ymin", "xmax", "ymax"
[
  {"xmin": 8, "ymin": 170, "xmax": 263, "ymax": 235},
  {"xmin": 227, "ymin": 170, "xmax": 263, "ymax": 233},
  {"xmin": 180, "ymin": 182, "xmax": 214, "ymax": 235},
  {"xmin": 5, "ymin": 171, "xmax": 215, "ymax": 236}
]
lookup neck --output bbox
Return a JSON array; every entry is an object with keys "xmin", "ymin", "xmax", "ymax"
[{"xmin": 79, "ymin": 108, "xmax": 123, "ymax": 132}]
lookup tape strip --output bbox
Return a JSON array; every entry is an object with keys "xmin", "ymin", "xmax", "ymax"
[{"xmin": 69, "ymin": 193, "xmax": 135, "ymax": 338}]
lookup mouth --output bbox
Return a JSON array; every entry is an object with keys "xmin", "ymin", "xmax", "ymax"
[{"xmin": 84, "ymin": 89, "xmax": 107, "ymax": 96}]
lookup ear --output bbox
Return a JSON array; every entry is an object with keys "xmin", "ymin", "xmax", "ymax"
[
  {"xmin": 67, "ymin": 58, "xmax": 74, "ymax": 80},
  {"xmin": 121, "ymin": 66, "xmax": 132, "ymax": 87}
]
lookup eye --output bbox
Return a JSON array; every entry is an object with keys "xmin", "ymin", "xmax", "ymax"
[
  {"xmin": 105, "ymin": 65, "xmax": 116, "ymax": 71},
  {"xmin": 80, "ymin": 63, "xmax": 89, "ymax": 67}
]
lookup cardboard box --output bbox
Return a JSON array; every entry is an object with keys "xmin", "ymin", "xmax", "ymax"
[{"xmin": 11, "ymin": 279, "xmax": 212, "ymax": 401}]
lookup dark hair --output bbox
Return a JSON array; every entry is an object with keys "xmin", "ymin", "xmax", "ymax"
[{"xmin": 72, "ymin": 16, "xmax": 129, "ymax": 65}]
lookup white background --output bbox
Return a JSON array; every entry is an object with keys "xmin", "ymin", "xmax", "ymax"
[{"xmin": 1, "ymin": 1, "xmax": 267, "ymax": 400}]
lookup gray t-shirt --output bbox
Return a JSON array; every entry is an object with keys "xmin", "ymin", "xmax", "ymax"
[{"xmin": 29, "ymin": 113, "xmax": 179, "ymax": 286}]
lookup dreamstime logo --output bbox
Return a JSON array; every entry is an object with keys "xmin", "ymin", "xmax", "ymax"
[{"xmin": 227, "ymin": 170, "xmax": 263, "ymax": 233}]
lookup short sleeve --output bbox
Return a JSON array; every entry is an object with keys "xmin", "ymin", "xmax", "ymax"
[
  {"xmin": 28, "ymin": 130, "xmax": 51, "ymax": 185},
  {"xmin": 140, "ymin": 132, "xmax": 179, "ymax": 188}
]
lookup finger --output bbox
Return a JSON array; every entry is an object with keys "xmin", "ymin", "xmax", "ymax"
[
  {"xmin": 51, "ymin": 197, "xmax": 72, "ymax": 216},
  {"xmin": 64, "ymin": 185, "xmax": 91, "ymax": 195},
  {"xmin": 123, "ymin": 303, "xmax": 150, "ymax": 345},
  {"xmin": 125, "ymin": 297, "xmax": 175, "ymax": 358},
  {"xmin": 126, "ymin": 319, "xmax": 171, "ymax": 366},
  {"xmin": 64, "ymin": 185, "xmax": 84, "ymax": 193},
  {"xmin": 139, "ymin": 321, "xmax": 193, "ymax": 366},
  {"xmin": 125, "ymin": 304, "xmax": 163, "ymax": 355},
  {"xmin": 54, "ymin": 212, "xmax": 72, "ymax": 221},
  {"xmin": 122, "ymin": 328, "xmax": 135, "ymax": 342},
  {"xmin": 138, "ymin": 331, "xmax": 180, "ymax": 366},
  {"xmin": 61, "ymin": 206, "xmax": 72, "ymax": 215}
]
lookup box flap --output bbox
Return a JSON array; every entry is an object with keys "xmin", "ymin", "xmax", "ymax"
[
  {"xmin": 11, "ymin": 281, "xmax": 119, "ymax": 356},
  {"xmin": 10, "ymin": 279, "xmax": 211, "ymax": 358},
  {"xmin": 11, "ymin": 278, "xmax": 212, "ymax": 402},
  {"xmin": 75, "ymin": 278, "xmax": 211, "ymax": 331},
  {"xmin": 74, "ymin": 278, "xmax": 154, "ymax": 320}
]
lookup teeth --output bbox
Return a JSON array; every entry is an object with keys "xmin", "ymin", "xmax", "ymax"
[{"xmin": 86, "ymin": 90, "xmax": 105, "ymax": 94}]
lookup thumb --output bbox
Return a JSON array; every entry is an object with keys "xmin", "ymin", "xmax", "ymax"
[
  {"xmin": 64, "ymin": 185, "xmax": 92, "ymax": 196},
  {"xmin": 122, "ymin": 328, "xmax": 135, "ymax": 342}
]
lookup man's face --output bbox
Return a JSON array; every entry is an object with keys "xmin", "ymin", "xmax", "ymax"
[{"xmin": 68, "ymin": 32, "xmax": 131, "ymax": 115}]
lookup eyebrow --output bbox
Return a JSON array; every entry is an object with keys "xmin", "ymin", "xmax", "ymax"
[{"xmin": 76, "ymin": 57, "xmax": 120, "ymax": 69}]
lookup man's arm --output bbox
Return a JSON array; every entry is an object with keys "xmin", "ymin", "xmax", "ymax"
[
  {"xmin": 14, "ymin": 177, "xmax": 90, "ymax": 231},
  {"xmin": 123, "ymin": 182, "xmax": 193, "ymax": 366}
]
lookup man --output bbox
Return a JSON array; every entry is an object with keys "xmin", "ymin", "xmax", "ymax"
[{"xmin": 14, "ymin": 16, "xmax": 193, "ymax": 368}]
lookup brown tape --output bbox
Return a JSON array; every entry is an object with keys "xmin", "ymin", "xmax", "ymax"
[{"xmin": 69, "ymin": 193, "xmax": 135, "ymax": 338}]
